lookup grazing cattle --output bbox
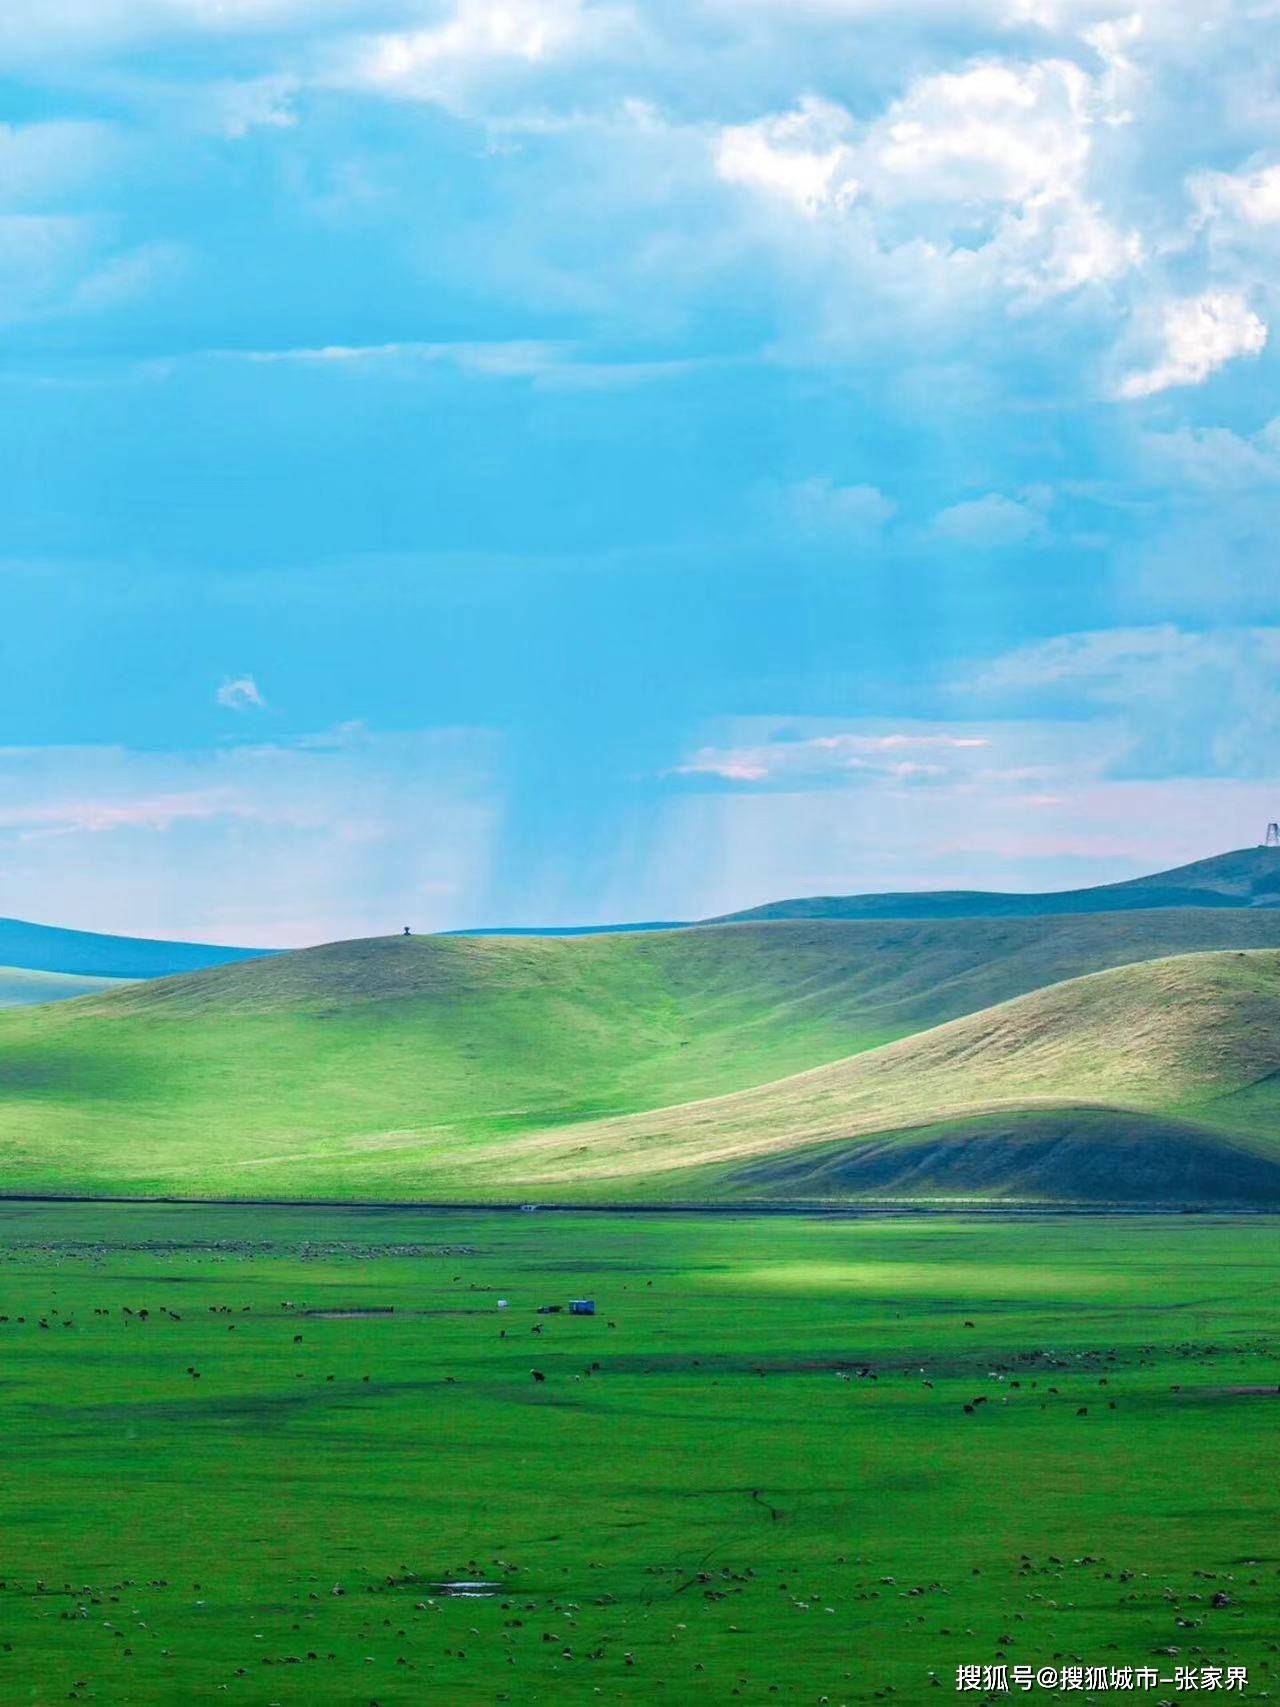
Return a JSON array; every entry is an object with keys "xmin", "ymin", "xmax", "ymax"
[{"xmin": 531, "ymin": 1370, "xmax": 546, "ymax": 1383}]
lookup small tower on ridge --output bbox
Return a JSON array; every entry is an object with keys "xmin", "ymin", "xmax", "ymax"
[{"xmin": 1266, "ymin": 823, "xmax": 1280, "ymax": 849}]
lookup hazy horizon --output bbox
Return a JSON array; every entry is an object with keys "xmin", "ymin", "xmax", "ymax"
[{"xmin": 5, "ymin": 837, "xmax": 1276, "ymax": 949}]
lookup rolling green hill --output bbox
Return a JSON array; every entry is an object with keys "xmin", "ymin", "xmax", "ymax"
[
  {"xmin": 4, "ymin": 910, "xmax": 1280, "ymax": 1202},
  {"xmin": 480, "ymin": 949, "xmax": 1280, "ymax": 1205},
  {"xmin": 711, "ymin": 844, "xmax": 1280, "ymax": 923}
]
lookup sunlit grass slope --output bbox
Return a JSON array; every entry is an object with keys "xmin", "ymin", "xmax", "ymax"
[
  {"xmin": 489, "ymin": 949, "xmax": 1280, "ymax": 1204},
  {"xmin": 3, "ymin": 921, "xmax": 1280, "ymax": 1201}
]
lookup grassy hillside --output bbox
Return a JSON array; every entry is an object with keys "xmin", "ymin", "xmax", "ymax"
[
  {"xmin": 712, "ymin": 844, "xmax": 1280, "ymax": 923},
  {"xmin": 0, "ymin": 915, "xmax": 275, "ymax": 979},
  {"xmin": 480, "ymin": 950, "xmax": 1280, "ymax": 1204},
  {"xmin": 4, "ymin": 914, "xmax": 1280, "ymax": 1201},
  {"xmin": 0, "ymin": 966, "xmax": 134, "ymax": 1008}
]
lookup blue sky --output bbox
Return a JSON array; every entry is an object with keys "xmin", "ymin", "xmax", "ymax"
[{"xmin": 3, "ymin": 0, "xmax": 1280, "ymax": 943}]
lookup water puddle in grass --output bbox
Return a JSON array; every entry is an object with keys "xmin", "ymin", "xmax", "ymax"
[
  {"xmin": 429, "ymin": 1581, "xmax": 499, "ymax": 1598},
  {"xmin": 304, "ymin": 1308, "xmax": 396, "ymax": 1319}
]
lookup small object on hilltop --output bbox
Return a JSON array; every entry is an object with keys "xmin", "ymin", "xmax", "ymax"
[
  {"xmin": 402, "ymin": 926, "xmax": 411, "ymax": 937},
  {"xmin": 570, "ymin": 1300, "xmax": 596, "ymax": 1316}
]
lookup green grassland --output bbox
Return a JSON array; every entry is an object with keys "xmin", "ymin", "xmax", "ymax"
[
  {"xmin": 0, "ymin": 1203, "xmax": 1276, "ymax": 1705},
  {"xmin": 491, "ymin": 949, "xmax": 1280, "ymax": 1204},
  {"xmin": 5, "ymin": 913, "xmax": 1280, "ymax": 1202}
]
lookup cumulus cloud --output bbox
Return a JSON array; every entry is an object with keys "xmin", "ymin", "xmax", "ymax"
[
  {"xmin": 784, "ymin": 476, "xmax": 896, "ymax": 539},
  {"xmin": 713, "ymin": 54, "xmax": 1142, "ymax": 312},
  {"xmin": 10, "ymin": 0, "xmax": 1277, "ymax": 397},
  {"xmin": 717, "ymin": 98, "xmax": 860, "ymax": 217},
  {"xmin": 216, "ymin": 674, "xmax": 268, "ymax": 710},
  {"xmin": 336, "ymin": 0, "xmax": 638, "ymax": 110},
  {"xmin": 206, "ymin": 75, "xmax": 300, "ymax": 138},
  {"xmin": 1143, "ymin": 416, "xmax": 1280, "ymax": 489},
  {"xmin": 931, "ymin": 492, "xmax": 1047, "ymax": 548},
  {"xmin": 1119, "ymin": 291, "xmax": 1268, "ymax": 399},
  {"xmin": 1191, "ymin": 161, "xmax": 1280, "ymax": 231}
]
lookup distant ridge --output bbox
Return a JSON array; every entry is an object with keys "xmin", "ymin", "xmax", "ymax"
[
  {"xmin": 444, "ymin": 921, "xmax": 687, "ymax": 939},
  {"xmin": 705, "ymin": 847, "xmax": 1280, "ymax": 925},
  {"xmin": 444, "ymin": 849, "xmax": 1280, "ymax": 938},
  {"xmin": 0, "ymin": 917, "xmax": 276, "ymax": 981},
  {"xmin": 0, "ymin": 967, "xmax": 134, "ymax": 1007}
]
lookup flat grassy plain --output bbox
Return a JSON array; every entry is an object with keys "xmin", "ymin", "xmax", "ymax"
[{"xmin": 1, "ymin": 1203, "xmax": 1277, "ymax": 1704}]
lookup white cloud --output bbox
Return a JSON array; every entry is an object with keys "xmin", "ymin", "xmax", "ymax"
[
  {"xmin": 871, "ymin": 60, "xmax": 1092, "ymax": 209},
  {"xmin": 717, "ymin": 98, "xmax": 860, "ymax": 217},
  {"xmin": 207, "ymin": 75, "xmax": 300, "ymax": 138},
  {"xmin": 226, "ymin": 337, "xmax": 719, "ymax": 389},
  {"xmin": 0, "ymin": 122, "xmax": 120, "ymax": 206},
  {"xmin": 644, "ymin": 676, "xmax": 1280, "ymax": 919},
  {"xmin": 714, "ymin": 55, "xmax": 1141, "ymax": 310},
  {"xmin": 1191, "ymin": 161, "xmax": 1280, "ymax": 230},
  {"xmin": 241, "ymin": 338, "xmax": 566, "ymax": 375},
  {"xmin": 338, "ymin": 0, "xmax": 637, "ymax": 110},
  {"xmin": 216, "ymin": 674, "xmax": 268, "ymax": 711},
  {"xmin": 0, "ymin": 122, "xmax": 178, "ymax": 329},
  {"xmin": 932, "ymin": 492, "xmax": 1046, "ymax": 547},
  {"xmin": 976, "ymin": 625, "xmax": 1280, "ymax": 779},
  {"xmin": 784, "ymin": 475, "xmax": 896, "ymax": 538},
  {"xmin": 1143, "ymin": 416, "xmax": 1280, "ymax": 489},
  {"xmin": 1119, "ymin": 290, "xmax": 1268, "ymax": 399},
  {"xmin": 0, "ymin": 213, "xmax": 171, "ymax": 329},
  {"xmin": 671, "ymin": 725, "xmax": 992, "ymax": 786},
  {"xmin": 0, "ymin": 788, "xmax": 240, "ymax": 836}
]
